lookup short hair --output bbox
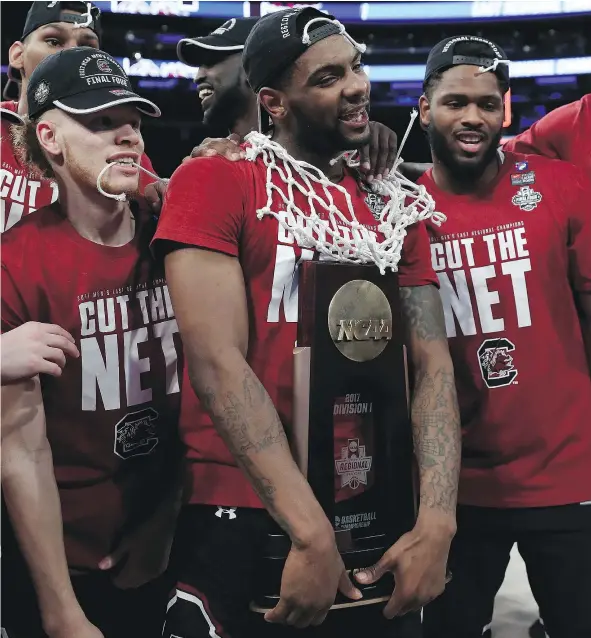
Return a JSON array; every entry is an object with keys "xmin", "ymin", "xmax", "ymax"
[
  {"xmin": 10, "ymin": 116, "xmax": 55, "ymax": 179},
  {"xmin": 423, "ymin": 40, "xmax": 509, "ymax": 99}
]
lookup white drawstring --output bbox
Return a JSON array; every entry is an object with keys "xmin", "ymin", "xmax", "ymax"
[
  {"xmin": 73, "ymin": 2, "xmax": 93, "ymax": 29},
  {"xmin": 476, "ymin": 58, "xmax": 510, "ymax": 75},
  {"xmin": 96, "ymin": 161, "xmax": 160, "ymax": 201},
  {"xmin": 301, "ymin": 17, "xmax": 367, "ymax": 54}
]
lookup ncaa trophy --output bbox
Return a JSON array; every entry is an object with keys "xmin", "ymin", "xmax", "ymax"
[
  {"xmin": 251, "ymin": 261, "xmax": 416, "ymax": 611},
  {"xmin": 245, "ymin": 126, "xmax": 443, "ymax": 612}
]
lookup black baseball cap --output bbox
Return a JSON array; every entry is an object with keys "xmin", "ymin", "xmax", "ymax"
[
  {"xmin": 27, "ymin": 47, "xmax": 160, "ymax": 120},
  {"xmin": 21, "ymin": 1, "xmax": 102, "ymax": 42},
  {"xmin": 1, "ymin": 108, "xmax": 24, "ymax": 125},
  {"xmin": 177, "ymin": 17, "xmax": 258, "ymax": 67},
  {"xmin": 424, "ymin": 35, "xmax": 510, "ymax": 92},
  {"xmin": 243, "ymin": 7, "xmax": 361, "ymax": 93}
]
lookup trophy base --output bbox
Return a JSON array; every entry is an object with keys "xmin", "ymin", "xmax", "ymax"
[{"xmin": 250, "ymin": 593, "xmax": 391, "ymax": 614}]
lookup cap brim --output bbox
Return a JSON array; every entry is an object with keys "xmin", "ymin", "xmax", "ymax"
[
  {"xmin": 53, "ymin": 88, "xmax": 161, "ymax": 118},
  {"xmin": 177, "ymin": 36, "xmax": 243, "ymax": 66},
  {"xmin": 0, "ymin": 107, "xmax": 24, "ymax": 124}
]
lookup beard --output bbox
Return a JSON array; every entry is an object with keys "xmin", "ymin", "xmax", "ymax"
[
  {"xmin": 290, "ymin": 101, "xmax": 371, "ymax": 159},
  {"xmin": 427, "ymin": 121, "xmax": 503, "ymax": 184},
  {"xmin": 203, "ymin": 81, "xmax": 252, "ymax": 136}
]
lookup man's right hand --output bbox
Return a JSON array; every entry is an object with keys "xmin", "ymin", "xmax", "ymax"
[
  {"xmin": 183, "ymin": 133, "xmax": 245, "ymax": 163},
  {"xmin": 1, "ymin": 322, "xmax": 79, "ymax": 384},
  {"xmin": 264, "ymin": 532, "xmax": 362, "ymax": 628}
]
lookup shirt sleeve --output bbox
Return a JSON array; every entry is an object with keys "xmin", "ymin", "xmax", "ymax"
[
  {"xmin": 566, "ymin": 168, "xmax": 591, "ymax": 294},
  {"xmin": 1, "ymin": 252, "xmax": 31, "ymax": 333},
  {"xmin": 152, "ymin": 156, "xmax": 246, "ymax": 257},
  {"xmin": 503, "ymin": 101, "xmax": 576, "ymax": 161},
  {"xmin": 397, "ymin": 220, "xmax": 439, "ymax": 288}
]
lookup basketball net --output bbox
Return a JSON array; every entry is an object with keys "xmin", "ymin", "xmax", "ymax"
[{"xmin": 244, "ymin": 110, "xmax": 446, "ymax": 275}]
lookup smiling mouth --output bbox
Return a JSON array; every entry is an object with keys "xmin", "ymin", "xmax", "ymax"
[
  {"xmin": 455, "ymin": 132, "xmax": 486, "ymax": 153},
  {"xmin": 339, "ymin": 105, "xmax": 369, "ymax": 126}
]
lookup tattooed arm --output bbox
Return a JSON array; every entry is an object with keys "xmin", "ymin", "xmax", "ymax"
[
  {"xmin": 400, "ymin": 284, "xmax": 461, "ymax": 529},
  {"xmin": 353, "ymin": 284, "xmax": 460, "ymax": 616},
  {"xmin": 164, "ymin": 247, "xmax": 360, "ymax": 626}
]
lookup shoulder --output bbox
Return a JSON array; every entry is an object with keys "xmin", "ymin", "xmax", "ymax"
[
  {"xmin": 2, "ymin": 206, "xmax": 61, "ymax": 268},
  {"xmin": 504, "ymin": 150, "xmax": 582, "ymax": 181}
]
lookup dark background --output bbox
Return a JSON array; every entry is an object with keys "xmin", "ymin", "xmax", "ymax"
[{"xmin": 2, "ymin": 1, "xmax": 590, "ymax": 178}]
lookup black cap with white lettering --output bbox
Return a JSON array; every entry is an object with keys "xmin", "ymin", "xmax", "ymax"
[
  {"xmin": 21, "ymin": 1, "xmax": 102, "ymax": 42},
  {"xmin": 27, "ymin": 47, "xmax": 160, "ymax": 120},
  {"xmin": 177, "ymin": 17, "xmax": 258, "ymax": 67},
  {"xmin": 242, "ymin": 7, "xmax": 349, "ymax": 93},
  {"xmin": 424, "ymin": 36, "xmax": 510, "ymax": 92}
]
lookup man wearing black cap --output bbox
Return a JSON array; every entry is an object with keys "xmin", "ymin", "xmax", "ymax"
[
  {"xmin": 415, "ymin": 36, "xmax": 591, "ymax": 638},
  {"xmin": 1, "ymin": 1, "xmax": 157, "ymax": 232},
  {"xmin": 180, "ymin": 17, "xmax": 403, "ymax": 181},
  {"xmin": 1, "ymin": 47, "xmax": 182, "ymax": 638},
  {"xmin": 178, "ymin": 17, "xmax": 260, "ymax": 139},
  {"xmin": 155, "ymin": 7, "xmax": 460, "ymax": 638}
]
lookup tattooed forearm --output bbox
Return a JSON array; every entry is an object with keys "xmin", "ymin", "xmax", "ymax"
[
  {"xmin": 412, "ymin": 367, "xmax": 461, "ymax": 514},
  {"xmin": 400, "ymin": 285, "xmax": 447, "ymax": 342},
  {"xmin": 401, "ymin": 285, "xmax": 461, "ymax": 519}
]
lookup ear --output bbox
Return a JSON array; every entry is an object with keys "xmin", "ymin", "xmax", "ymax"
[
  {"xmin": 9, "ymin": 41, "xmax": 26, "ymax": 74},
  {"xmin": 418, "ymin": 94, "xmax": 431, "ymax": 130},
  {"xmin": 36, "ymin": 119, "xmax": 62, "ymax": 160},
  {"xmin": 258, "ymin": 87, "xmax": 287, "ymax": 123}
]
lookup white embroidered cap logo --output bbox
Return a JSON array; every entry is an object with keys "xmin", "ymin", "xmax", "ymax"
[{"xmin": 34, "ymin": 81, "xmax": 51, "ymax": 105}]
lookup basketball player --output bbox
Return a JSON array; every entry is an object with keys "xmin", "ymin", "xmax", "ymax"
[
  {"xmin": 154, "ymin": 8, "xmax": 460, "ymax": 638},
  {"xmin": 414, "ymin": 36, "xmax": 591, "ymax": 638},
  {"xmin": 181, "ymin": 17, "xmax": 401, "ymax": 181},
  {"xmin": 1, "ymin": 1, "xmax": 158, "ymax": 232},
  {"xmin": 1, "ymin": 47, "xmax": 182, "ymax": 638}
]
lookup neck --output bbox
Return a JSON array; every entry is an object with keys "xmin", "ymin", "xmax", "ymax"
[
  {"xmin": 55, "ymin": 173, "xmax": 135, "ymax": 246},
  {"xmin": 431, "ymin": 153, "xmax": 500, "ymax": 195},
  {"xmin": 17, "ymin": 79, "xmax": 28, "ymax": 115},
  {"xmin": 231, "ymin": 101, "xmax": 259, "ymax": 139},
  {"xmin": 271, "ymin": 129, "xmax": 344, "ymax": 181}
]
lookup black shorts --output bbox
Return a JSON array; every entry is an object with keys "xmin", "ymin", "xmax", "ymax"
[
  {"xmin": 1, "ymin": 512, "xmax": 173, "ymax": 638},
  {"xmin": 422, "ymin": 502, "xmax": 591, "ymax": 638},
  {"xmin": 164, "ymin": 504, "xmax": 421, "ymax": 638}
]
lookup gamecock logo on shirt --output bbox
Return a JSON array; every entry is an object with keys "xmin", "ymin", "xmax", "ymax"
[
  {"xmin": 114, "ymin": 407, "xmax": 160, "ymax": 459},
  {"xmin": 477, "ymin": 338, "xmax": 518, "ymax": 389}
]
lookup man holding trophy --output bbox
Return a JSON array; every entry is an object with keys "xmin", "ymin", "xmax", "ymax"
[{"xmin": 153, "ymin": 8, "xmax": 460, "ymax": 637}]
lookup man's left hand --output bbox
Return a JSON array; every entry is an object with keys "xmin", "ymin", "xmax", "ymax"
[
  {"xmin": 354, "ymin": 516, "xmax": 454, "ymax": 618},
  {"xmin": 359, "ymin": 121, "xmax": 398, "ymax": 183},
  {"xmin": 143, "ymin": 179, "xmax": 169, "ymax": 216}
]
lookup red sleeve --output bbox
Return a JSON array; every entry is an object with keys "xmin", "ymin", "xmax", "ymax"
[
  {"xmin": 139, "ymin": 153, "xmax": 158, "ymax": 192},
  {"xmin": 152, "ymin": 156, "xmax": 246, "ymax": 257},
  {"xmin": 1, "ymin": 240, "xmax": 33, "ymax": 333},
  {"xmin": 397, "ymin": 220, "xmax": 439, "ymax": 288},
  {"xmin": 503, "ymin": 100, "xmax": 577, "ymax": 161},
  {"xmin": 566, "ymin": 169, "xmax": 591, "ymax": 294}
]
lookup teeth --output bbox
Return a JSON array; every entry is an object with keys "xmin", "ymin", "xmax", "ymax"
[{"xmin": 199, "ymin": 88, "xmax": 214, "ymax": 100}]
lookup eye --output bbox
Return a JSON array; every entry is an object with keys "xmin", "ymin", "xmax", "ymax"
[
  {"xmin": 446, "ymin": 101, "xmax": 462, "ymax": 109},
  {"xmin": 353, "ymin": 62, "xmax": 363, "ymax": 73},
  {"xmin": 317, "ymin": 75, "xmax": 337, "ymax": 87},
  {"xmin": 45, "ymin": 37, "xmax": 61, "ymax": 47},
  {"xmin": 482, "ymin": 102, "xmax": 497, "ymax": 111}
]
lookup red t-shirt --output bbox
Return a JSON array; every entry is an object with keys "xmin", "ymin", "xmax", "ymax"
[
  {"xmin": 504, "ymin": 94, "xmax": 591, "ymax": 175},
  {"xmin": 0, "ymin": 100, "xmax": 158, "ymax": 233},
  {"xmin": 1, "ymin": 205, "xmax": 182, "ymax": 568},
  {"xmin": 153, "ymin": 153, "xmax": 437, "ymax": 508},
  {"xmin": 420, "ymin": 151, "xmax": 591, "ymax": 508}
]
